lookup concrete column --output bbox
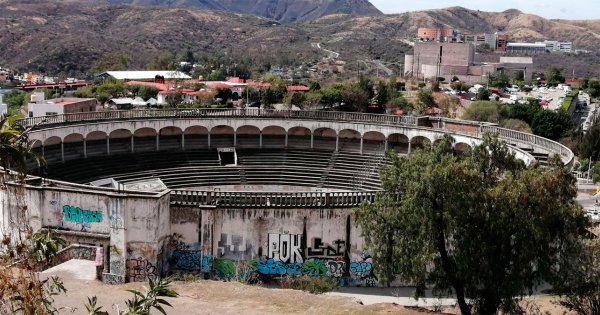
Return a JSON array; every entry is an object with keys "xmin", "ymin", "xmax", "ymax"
[
  {"xmin": 207, "ymin": 133, "xmax": 211, "ymax": 148},
  {"xmin": 384, "ymin": 139, "xmax": 388, "ymax": 152},
  {"xmin": 360, "ymin": 137, "xmax": 363, "ymax": 155},
  {"xmin": 156, "ymin": 134, "xmax": 160, "ymax": 151},
  {"xmin": 60, "ymin": 142, "xmax": 65, "ymax": 163},
  {"xmin": 335, "ymin": 135, "xmax": 339, "ymax": 152},
  {"xmin": 310, "ymin": 133, "xmax": 314, "ymax": 149},
  {"xmin": 83, "ymin": 139, "xmax": 87, "ymax": 158},
  {"xmin": 131, "ymin": 136, "xmax": 134, "ymax": 153},
  {"xmin": 181, "ymin": 133, "xmax": 185, "ymax": 150},
  {"xmin": 107, "ymin": 137, "xmax": 110, "ymax": 156},
  {"xmin": 259, "ymin": 132, "xmax": 263, "ymax": 149},
  {"xmin": 408, "ymin": 141, "xmax": 412, "ymax": 154},
  {"xmin": 233, "ymin": 132, "xmax": 237, "ymax": 148},
  {"xmin": 284, "ymin": 132, "xmax": 288, "ymax": 148}
]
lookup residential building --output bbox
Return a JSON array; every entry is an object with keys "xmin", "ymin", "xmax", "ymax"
[
  {"xmin": 417, "ymin": 27, "xmax": 457, "ymax": 42},
  {"xmin": 96, "ymin": 71, "xmax": 192, "ymax": 81},
  {"xmin": 28, "ymin": 92, "xmax": 98, "ymax": 117}
]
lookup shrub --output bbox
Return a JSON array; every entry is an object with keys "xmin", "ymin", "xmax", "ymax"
[{"xmin": 280, "ymin": 275, "xmax": 338, "ymax": 294}]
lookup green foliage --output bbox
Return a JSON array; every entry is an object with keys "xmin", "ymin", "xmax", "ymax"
[
  {"xmin": 546, "ymin": 66, "xmax": 565, "ymax": 86},
  {"xmin": 414, "ymin": 89, "xmax": 436, "ymax": 114},
  {"xmin": 562, "ymin": 88, "xmax": 580, "ymax": 111},
  {"xmin": 301, "ymin": 91, "xmax": 323, "ymax": 110},
  {"xmin": 358, "ymin": 77, "xmax": 375, "ymax": 100},
  {"xmin": 450, "ymin": 81, "xmax": 470, "ymax": 92},
  {"xmin": 147, "ymin": 52, "xmax": 176, "ymax": 70},
  {"xmin": 464, "ymin": 101, "xmax": 500, "ymax": 122},
  {"xmin": 585, "ymin": 79, "xmax": 600, "ymax": 98},
  {"xmin": 341, "ymin": 83, "xmax": 370, "ymax": 112},
  {"xmin": 500, "ymin": 118, "xmax": 532, "ymax": 133},
  {"xmin": 261, "ymin": 85, "xmax": 286, "ymax": 108},
  {"xmin": 556, "ymin": 241, "xmax": 600, "ymax": 315},
  {"xmin": 284, "ymin": 91, "xmax": 307, "ymax": 108},
  {"xmin": 354, "ymin": 134, "xmax": 586, "ymax": 315},
  {"xmin": 375, "ymin": 81, "xmax": 390, "ymax": 107},
  {"xmin": 280, "ymin": 275, "xmax": 339, "ymax": 294},
  {"xmin": 592, "ymin": 162, "xmax": 600, "ymax": 184},
  {"xmin": 488, "ymin": 72, "xmax": 510, "ymax": 88},
  {"xmin": 206, "ymin": 70, "xmax": 226, "ymax": 81},
  {"xmin": 215, "ymin": 88, "xmax": 233, "ymax": 103},
  {"xmin": 91, "ymin": 52, "xmax": 129, "ymax": 73},
  {"xmin": 319, "ymin": 87, "xmax": 343, "ymax": 108},
  {"xmin": 31, "ymin": 230, "xmax": 66, "ymax": 264},
  {"xmin": 476, "ymin": 87, "xmax": 490, "ymax": 101},
  {"xmin": 0, "ymin": 115, "xmax": 44, "ymax": 177},
  {"xmin": 2, "ymin": 90, "xmax": 27, "ymax": 115},
  {"xmin": 579, "ymin": 116, "xmax": 600, "ymax": 161},
  {"xmin": 84, "ymin": 296, "xmax": 109, "ymax": 315},
  {"xmin": 129, "ymin": 85, "xmax": 160, "ymax": 100},
  {"xmin": 531, "ymin": 109, "xmax": 574, "ymax": 140},
  {"xmin": 500, "ymin": 102, "xmax": 542, "ymax": 125},
  {"xmin": 389, "ymin": 95, "xmax": 411, "ymax": 111}
]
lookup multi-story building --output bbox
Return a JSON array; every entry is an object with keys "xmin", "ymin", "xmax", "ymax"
[
  {"xmin": 417, "ymin": 27, "xmax": 456, "ymax": 42},
  {"xmin": 461, "ymin": 32, "xmax": 509, "ymax": 52},
  {"xmin": 28, "ymin": 92, "xmax": 98, "ymax": 117},
  {"xmin": 536, "ymin": 40, "xmax": 572, "ymax": 53},
  {"xmin": 495, "ymin": 34, "xmax": 509, "ymax": 52}
]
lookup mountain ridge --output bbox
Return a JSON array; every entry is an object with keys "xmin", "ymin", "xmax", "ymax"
[
  {"xmin": 1, "ymin": 1, "xmax": 598, "ymax": 77},
  {"xmin": 101, "ymin": 0, "xmax": 383, "ymax": 23}
]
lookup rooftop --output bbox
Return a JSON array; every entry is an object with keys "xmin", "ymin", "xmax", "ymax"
[{"xmin": 43, "ymin": 98, "xmax": 96, "ymax": 106}]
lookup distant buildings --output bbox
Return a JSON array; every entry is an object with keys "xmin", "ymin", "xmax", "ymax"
[
  {"xmin": 0, "ymin": 94, "xmax": 7, "ymax": 116},
  {"xmin": 96, "ymin": 71, "xmax": 192, "ymax": 81},
  {"xmin": 506, "ymin": 43, "xmax": 547, "ymax": 54},
  {"xmin": 405, "ymin": 42, "xmax": 534, "ymax": 83},
  {"xmin": 28, "ymin": 92, "xmax": 98, "ymax": 117}
]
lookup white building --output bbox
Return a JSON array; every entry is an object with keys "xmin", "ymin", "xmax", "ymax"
[
  {"xmin": 535, "ymin": 41, "xmax": 573, "ymax": 53},
  {"xmin": 96, "ymin": 71, "xmax": 192, "ymax": 81},
  {"xmin": 0, "ymin": 94, "xmax": 7, "ymax": 116},
  {"xmin": 28, "ymin": 92, "xmax": 98, "ymax": 117}
]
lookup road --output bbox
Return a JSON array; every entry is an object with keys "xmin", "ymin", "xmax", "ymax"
[{"xmin": 311, "ymin": 43, "xmax": 340, "ymax": 61}]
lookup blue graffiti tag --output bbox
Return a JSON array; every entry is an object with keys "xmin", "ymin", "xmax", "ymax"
[
  {"xmin": 63, "ymin": 205, "xmax": 103, "ymax": 225},
  {"xmin": 256, "ymin": 258, "xmax": 302, "ymax": 275},
  {"xmin": 202, "ymin": 255, "xmax": 213, "ymax": 272}
]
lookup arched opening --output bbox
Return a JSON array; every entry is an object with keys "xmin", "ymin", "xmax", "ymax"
[
  {"xmin": 159, "ymin": 126, "xmax": 183, "ymax": 151},
  {"xmin": 313, "ymin": 127, "xmax": 337, "ymax": 151},
  {"xmin": 387, "ymin": 133, "xmax": 409, "ymax": 154},
  {"xmin": 86, "ymin": 131, "xmax": 108, "ymax": 157},
  {"xmin": 210, "ymin": 125, "xmax": 234, "ymax": 148},
  {"xmin": 43, "ymin": 136, "xmax": 62, "ymax": 164},
  {"xmin": 236, "ymin": 125, "xmax": 260, "ymax": 148},
  {"xmin": 454, "ymin": 142, "xmax": 471, "ymax": 155},
  {"xmin": 111, "ymin": 129, "xmax": 133, "ymax": 154},
  {"xmin": 410, "ymin": 136, "xmax": 432, "ymax": 152},
  {"xmin": 133, "ymin": 128, "xmax": 156, "ymax": 153},
  {"xmin": 288, "ymin": 126, "xmax": 311, "ymax": 149},
  {"xmin": 30, "ymin": 139, "xmax": 43, "ymax": 157},
  {"xmin": 63, "ymin": 133, "xmax": 84, "ymax": 161},
  {"xmin": 363, "ymin": 131, "xmax": 386, "ymax": 154},
  {"xmin": 262, "ymin": 126, "xmax": 286, "ymax": 148},
  {"xmin": 184, "ymin": 126, "xmax": 209, "ymax": 149},
  {"xmin": 338, "ymin": 129, "xmax": 362, "ymax": 152}
]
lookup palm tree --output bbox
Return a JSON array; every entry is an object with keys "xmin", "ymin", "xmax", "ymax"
[{"xmin": 0, "ymin": 115, "xmax": 44, "ymax": 182}]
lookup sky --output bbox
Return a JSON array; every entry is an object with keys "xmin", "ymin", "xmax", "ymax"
[{"xmin": 369, "ymin": 0, "xmax": 599, "ymax": 20}]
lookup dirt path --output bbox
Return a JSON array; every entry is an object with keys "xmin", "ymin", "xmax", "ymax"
[{"xmin": 44, "ymin": 260, "xmax": 421, "ymax": 315}]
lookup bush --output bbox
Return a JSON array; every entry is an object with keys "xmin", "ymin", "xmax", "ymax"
[
  {"xmin": 464, "ymin": 101, "xmax": 500, "ymax": 123},
  {"xmin": 280, "ymin": 275, "xmax": 338, "ymax": 294}
]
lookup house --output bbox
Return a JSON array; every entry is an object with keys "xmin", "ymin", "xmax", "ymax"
[
  {"xmin": 286, "ymin": 86, "xmax": 310, "ymax": 92},
  {"xmin": 107, "ymin": 98, "xmax": 135, "ymax": 110},
  {"xmin": 28, "ymin": 92, "xmax": 98, "ymax": 118}
]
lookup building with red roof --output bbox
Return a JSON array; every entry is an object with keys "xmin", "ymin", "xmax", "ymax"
[{"xmin": 28, "ymin": 92, "xmax": 98, "ymax": 118}]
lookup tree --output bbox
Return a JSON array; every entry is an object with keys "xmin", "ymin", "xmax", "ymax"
[
  {"xmin": 500, "ymin": 119, "xmax": 532, "ymax": 133},
  {"xmin": 355, "ymin": 134, "xmax": 586, "ymax": 315},
  {"xmin": 165, "ymin": 92, "xmax": 183, "ymax": 108},
  {"xmin": 414, "ymin": 90, "xmax": 436, "ymax": 114},
  {"xmin": 215, "ymin": 88, "xmax": 233, "ymax": 103},
  {"xmin": 91, "ymin": 52, "xmax": 129, "ymax": 73},
  {"xmin": 302, "ymin": 91, "xmax": 323, "ymax": 110},
  {"xmin": 130, "ymin": 85, "xmax": 160, "ymax": 100},
  {"xmin": 375, "ymin": 81, "xmax": 390, "ymax": 108},
  {"xmin": 546, "ymin": 66, "xmax": 565, "ymax": 86},
  {"xmin": 463, "ymin": 101, "xmax": 500, "ymax": 123},
  {"xmin": 450, "ymin": 81, "xmax": 470, "ymax": 93},
  {"xmin": 283, "ymin": 92, "xmax": 307, "ymax": 108},
  {"xmin": 206, "ymin": 70, "xmax": 225, "ymax": 81},
  {"xmin": 531, "ymin": 109, "xmax": 573, "ymax": 140},
  {"xmin": 476, "ymin": 87, "xmax": 490, "ymax": 101},
  {"xmin": 319, "ymin": 87, "xmax": 343, "ymax": 108},
  {"xmin": 341, "ymin": 84, "xmax": 370, "ymax": 112},
  {"xmin": 585, "ymin": 79, "xmax": 600, "ymax": 98},
  {"xmin": 579, "ymin": 116, "xmax": 600, "ymax": 161},
  {"xmin": 358, "ymin": 77, "xmax": 375, "ymax": 100},
  {"xmin": 389, "ymin": 95, "xmax": 411, "ymax": 111},
  {"xmin": 0, "ymin": 115, "xmax": 44, "ymax": 177},
  {"xmin": 488, "ymin": 72, "xmax": 510, "ymax": 88},
  {"xmin": 146, "ymin": 52, "xmax": 176, "ymax": 70},
  {"xmin": 593, "ymin": 162, "xmax": 600, "ymax": 183},
  {"xmin": 2, "ymin": 90, "xmax": 27, "ymax": 115}
]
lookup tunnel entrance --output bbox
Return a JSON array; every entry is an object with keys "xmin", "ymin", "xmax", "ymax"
[{"xmin": 218, "ymin": 148, "xmax": 236, "ymax": 166}]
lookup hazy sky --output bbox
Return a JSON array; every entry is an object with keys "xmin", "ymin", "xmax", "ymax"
[{"xmin": 369, "ymin": 0, "xmax": 598, "ymax": 20}]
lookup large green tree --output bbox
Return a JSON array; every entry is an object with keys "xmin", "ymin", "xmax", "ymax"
[
  {"xmin": 579, "ymin": 116, "xmax": 600, "ymax": 161},
  {"xmin": 463, "ymin": 101, "xmax": 500, "ymax": 123},
  {"xmin": 355, "ymin": 134, "xmax": 586, "ymax": 314},
  {"xmin": 531, "ymin": 109, "xmax": 573, "ymax": 140}
]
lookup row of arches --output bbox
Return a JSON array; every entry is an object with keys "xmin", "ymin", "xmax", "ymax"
[{"xmin": 31, "ymin": 125, "xmax": 473, "ymax": 164}]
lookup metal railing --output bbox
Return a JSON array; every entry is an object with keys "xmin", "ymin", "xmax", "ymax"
[
  {"xmin": 170, "ymin": 189, "xmax": 378, "ymax": 208},
  {"xmin": 19, "ymin": 109, "xmax": 418, "ymax": 129}
]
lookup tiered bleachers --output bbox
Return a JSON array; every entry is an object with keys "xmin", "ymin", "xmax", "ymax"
[{"xmin": 41, "ymin": 149, "xmax": 385, "ymax": 191}]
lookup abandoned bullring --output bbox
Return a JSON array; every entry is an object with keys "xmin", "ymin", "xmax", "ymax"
[{"xmin": 0, "ymin": 109, "xmax": 571, "ymax": 286}]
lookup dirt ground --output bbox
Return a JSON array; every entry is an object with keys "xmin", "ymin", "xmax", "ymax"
[{"xmin": 44, "ymin": 260, "xmax": 571, "ymax": 315}]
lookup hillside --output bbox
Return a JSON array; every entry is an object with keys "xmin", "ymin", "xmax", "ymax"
[
  {"xmin": 0, "ymin": 1, "xmax": 598, "ymax": 78},
  {"xmin": 103, "ymin": 0, "xmax": 383, "ymax": 23}
]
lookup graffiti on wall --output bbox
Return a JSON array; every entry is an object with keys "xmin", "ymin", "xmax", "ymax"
[
  {"xmin": 108, "ymin": 208, "xmax": 124, "ymax": 230},
  {"xmin": 267, "ymin": 233, "xmax": 303, "ymax": 263},
  {"xmin": 170, "ymin": 240, "xmax": 202, "ymax": 271},
  {"xmin": 63, "ymin": 205, "xmax": 103, "ymax": 227},
  {"xmin": 102, "ymin": 273, "xmax": 125, "ymax": 285},
  {"xmin": 126, "ymin": 257, "xmax": 157, "ymax": 282},
  {"xmin": 217, "ymin": 233, "xmax": 254, "ymax": 259}
]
